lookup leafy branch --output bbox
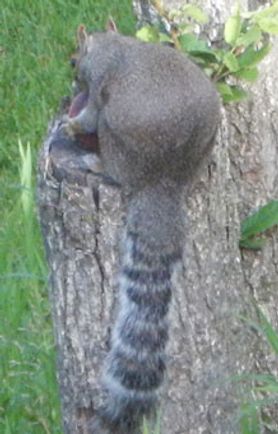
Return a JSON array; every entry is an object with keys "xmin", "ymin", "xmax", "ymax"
[{"xmin": 136, "ymin": 1, "xmax": 278, "ymax": 103}]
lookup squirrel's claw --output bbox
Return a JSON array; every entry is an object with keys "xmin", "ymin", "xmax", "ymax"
[{"xmin": 60, "ymin": 115, "xmax": 77, "ymax": 138}]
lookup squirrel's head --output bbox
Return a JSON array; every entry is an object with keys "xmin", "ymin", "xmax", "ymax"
[
  {"xmin": 68, "ymin": 19, "xmax": 119, "ymax": 123},
  {"xmin": 70, "ymin": 19, "xmax": 118, "ymax": 69}
]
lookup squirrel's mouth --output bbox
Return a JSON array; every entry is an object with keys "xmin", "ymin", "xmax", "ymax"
[
  {"xmin": 68, "ymin": 90, "xmax": 89, "ymax": 118},
  {"xmin": 67, "ymin": 89, "xmax": 99, "ymax": 153}
]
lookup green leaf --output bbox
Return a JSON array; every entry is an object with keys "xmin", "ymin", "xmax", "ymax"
[
  {"xmin": 217, "ymin": 83, "xmax": 248, "ymax": 103},
  {"xmin": 234, "ymin": 67, "xmax": 259, "ymax": 82},
  {"xmin": 179, "ymin": 34, "xmax": 207, "ymax": 52},
  {"xmin": 225, "ymin": 86, "xmax": 248, "ymax": 103},
  {"xmin": 204, "ymin": 67, "xmax": 214, "ymax": 77},
  {"xmin": 181, "ymin": 4, "xmax": 208, "ymax": 24},
  {"xmin": 258, "ymin": 310, "xmax": 278, "ymax": 355},
  {"xmin": 252, "ymin": 1, "xmax": 278, "ymax": 19},
  {"xmin": 232, "ymin": 373, "xmax": 278, "ymax": 384},
  {"xmin": 240, "ymin": 404, "xmax": 260, "ymax": 434},
  {"xmin": 136, "ymin": 25, "xmax": 159, "ymax": 43},
  {"xmin": 180, "ymin": 34, "xmax": 219, "ymax": 63},
  {"xmin": 240, "ymin": 3, "xmax": 278, "ymax": 34},
  {"xmin": 255, "ymin": 383, "xmax": 278, "ymax": 393},
  {"xmin": 142, "ymin": 419, "xmax": 149, "ymax": 434},
  {"xmin": 213, "ymin": 48, "xmax": 226, "ymax": 61},
  {"xmin": 252, "ymin": 1, "xmax": 278, "ymax": 34},
  {"xmin": 216, "ymin": 82, "xmax": 233, "ymax": 97},
  {"xmin": 238, "ymin": 43, "xmax": 272, "ymax": 68},
  {"xmin": 256, "ymin": 17, "xmax": 278, "ymax": 35},
  {"xmin": 241, "ymin": 200, "xmax": 278, "ymax": 239},
  {"xmin": 224, "ymin": 10, "xmax": 241, "ymax": 45},
  {"xmin": 239, "ymin": 237, "xmax": 265, "ymax": 250},
  {"xmin": 223, "ymin": 51, "xmax": 240, "ymax": 72},
  {"xmin": 236, "ymin": 26, "xmax": 262, "ymax": 47},
  {"xmin": 190, "ymin": 50, "xmax": 219, "ymax": 63},
  {"xmin": 158, "ymin": 33, "xmax": 173, "ymax": 43}
]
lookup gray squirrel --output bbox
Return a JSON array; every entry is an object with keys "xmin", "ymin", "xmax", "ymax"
[{"xmin": 64, "ymin": 22, "xmax": 220, "ymax": 434}]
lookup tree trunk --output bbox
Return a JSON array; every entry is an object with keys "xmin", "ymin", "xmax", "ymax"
[{"xmin": 37, "ymin": 2, "xmax": 278, "ymax": 433}]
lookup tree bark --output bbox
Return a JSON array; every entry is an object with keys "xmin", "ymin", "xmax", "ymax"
[{"xmin": 37, "ymin": 2, "xmax": 278, "ymax": 433}]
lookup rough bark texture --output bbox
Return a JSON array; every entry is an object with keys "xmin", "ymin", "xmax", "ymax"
[{"xmin": 37, "ymin": 1, "xmax": 278, "ymax": 433}]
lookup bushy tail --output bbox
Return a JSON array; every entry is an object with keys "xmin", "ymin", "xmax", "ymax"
[{"xmin": 96, "ymin": 183, "xmax": 182, "ymax": 433}]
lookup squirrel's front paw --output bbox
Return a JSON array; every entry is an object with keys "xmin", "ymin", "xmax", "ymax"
[{"xmin": 60, "ymin": 115, "xmax": 77, "ymax": 138}]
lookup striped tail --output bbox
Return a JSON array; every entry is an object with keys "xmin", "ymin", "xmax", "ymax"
[{"xmin": 97, "ymin": 184, "xmax": 182, "ymax": 433}]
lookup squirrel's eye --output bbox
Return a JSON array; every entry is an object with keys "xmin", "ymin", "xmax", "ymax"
[{"xmin": 70, "ymin": 57, "xmax": 77, "ymax": 68}]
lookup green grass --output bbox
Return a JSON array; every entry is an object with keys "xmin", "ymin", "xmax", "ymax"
[
  {"xmin": 238, "ymin": 311, "xmax": 278, "ymax": 433},
  {"xmin": 0, "ymin": 1, "xmax": 136, "ymax": 432}
]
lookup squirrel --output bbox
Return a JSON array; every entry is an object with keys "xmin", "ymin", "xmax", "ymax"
[{"xmin": 63, "ymin": 20, "xmax": 220, "ymax": 434}]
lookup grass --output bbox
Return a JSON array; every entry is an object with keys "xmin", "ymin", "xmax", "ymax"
[
  {"xmin": 238, "ymin": 310, "xmax": 278, "ymax": 433},
  {"xmin": 0, "ymin": 1, "xmax": 136, "ymax": 432}
]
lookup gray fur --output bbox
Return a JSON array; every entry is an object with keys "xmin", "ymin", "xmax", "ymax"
[{"xmin": 65, "ymin": 29, "xmax": 220, "ymax": 433}]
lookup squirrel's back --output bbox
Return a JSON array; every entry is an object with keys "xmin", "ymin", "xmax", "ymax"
[{"xmin": 85, "ymin": 32, "xmax": 220, "ymax": 190}]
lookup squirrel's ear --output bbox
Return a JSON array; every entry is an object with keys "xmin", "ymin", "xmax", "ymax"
[
  {"xmin": 77, "ymin": 24, "xmax": 89, "ymax": 51},
  {"xmin": 106, "ymin": 17, "xmax": 118, "ymax": 33}
]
